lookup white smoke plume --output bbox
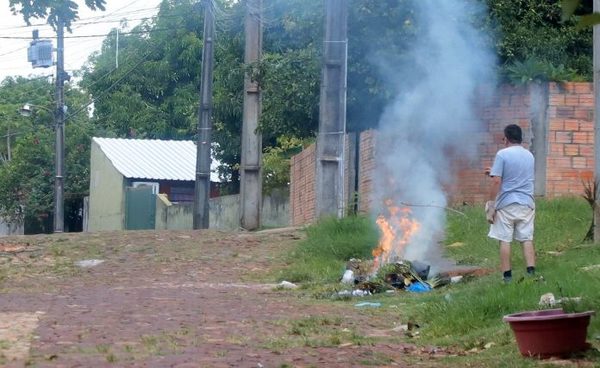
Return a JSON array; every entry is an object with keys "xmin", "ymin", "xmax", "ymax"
[{"xmin": 372, "ymin": 0, "xmax": 496, "ymax": 269}]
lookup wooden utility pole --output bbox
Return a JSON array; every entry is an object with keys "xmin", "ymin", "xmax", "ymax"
[
  {"xmin": 193, "ymin": 0, "xmax": 216, "ymax": 229},
  {"xmin": 594, "ymin": 0, "xmax": 600, "ymax": 241},
  {"xmin": 240, "ymin": 0, "xmax": 263, "ymax": 230},
  {"xmin": 316, "ymin": 0, "xmax": 348, "ymax": 219},
  {"xmin": 54, "ymin": 16, "xmax": 65, "ymax": 233}
]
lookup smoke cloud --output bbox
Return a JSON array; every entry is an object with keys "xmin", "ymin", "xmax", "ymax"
[{"xmin": 372, "ymin": 0, "xmax": 496, "ymax": 269}]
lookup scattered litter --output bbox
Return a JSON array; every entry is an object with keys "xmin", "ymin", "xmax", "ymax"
[
  {"xmin": 411, "ymin": 260, "xmax": 430, "ymax": 280},
  {"xmin": 447, "ymin": 242, "xmax": 464, "ymax": 248},
  {"xmin": 405, "ymin": 330, "xmax": 420, "ymax": 338},
  {"xmin": 75, "ymin": 259, "xmax": 104, "ymax": 268},
  {"xmin": 336, "ymin": 290, "xmax": 351, "ymax": 297},
  {"xmin": 352, "ymin": 289, "xmax": 371, "ymax": 297},
  {"xmin": 406, "ymin": 282, "xmax": 432, "ymax": 293},
  {"xmin": 539, "ymin": 293, "xmax": 557, "ymax": 307},
  {"xmin": 546, "ymin": 251, "xmax": 563, "ymax": 256},
  {"xmin": 450, "ymin": 276, "xmax": 463, "ymax": 283},
  {"xmin": 339, "ymin": 257, "xmax": 472, "ymax": 296},
  {"xmin": 345, "ymin": 258, "xmax": 372, "ymax": 284},
  {"xmin": 484, "ymin": 342, "xmax": 495, "ymax": 349},
  {"xmin": 277, "ymin": 281, "xmax": 298, "ymax": 289},
  {"xmin": 539, "ymin": 293, "xmax": 582, "ymax": 308},
  {"xmin": 354, "ymin": 302, "xmax": 381, "ymax": 308},
  {"xmin": 581, "ymin": 264, "xmax": 600, "ymax": 271},
  {"xmin": 335, "ymin": 289, "xmax": 372, "ymax": 298},
  {"xmin": 341, "ymin": 269, "xmax": 354, "ymax": 284},
  {"xmin": 392, "ymin": 324, "xmax": 409, "ymax": 332},
  {"xmin": 407, "ymin": 320, "xmax": 420, "ymax": 330},
  {"xmin": 444, "ymin": 293, "xmax": 452, "ymax": 302},
  {"xmin": 559, "ymin": 296, "xmax": 582, "ymax": 304}
]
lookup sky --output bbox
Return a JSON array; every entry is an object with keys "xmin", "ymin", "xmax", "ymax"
[{"xmin": 0, "ymin": 0, "xmax": 163, "ymax": 81}]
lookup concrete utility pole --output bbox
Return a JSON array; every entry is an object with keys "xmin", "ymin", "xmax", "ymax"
[
  {"xmin": 6, "ymin": 127, "xmax": 11, "ymax": 162},
  {"xmin": 54, "ymin": 16, "xmax": 65, "ymax": 233},
  {"xmin": 316, "ymin": 0, "xmax": 348, "ymax": 219},
  {"xmin": 193, "ymin": 0, "xmax": 216, "ymax": 229},
  {"xmin": 594, "ymin": 0, "xmax": 600, "ymax": 241},
  {"xmin": 240, "ymin": 0, "xmax": 263, "ymax": 230}
]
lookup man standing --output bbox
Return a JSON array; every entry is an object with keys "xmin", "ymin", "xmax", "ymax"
[{"xmin": 486, "ymin": 124, "xmax": 536, "ymax": 283}]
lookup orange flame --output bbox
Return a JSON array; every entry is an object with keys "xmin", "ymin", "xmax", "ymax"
[{"xmin": 372, "ymin": 199, "xmax": 421, "ymax": 271}]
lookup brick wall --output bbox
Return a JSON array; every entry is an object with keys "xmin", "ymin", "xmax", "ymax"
[
  {"xmin": 290, "ymin": 144, "xmax": 316, "ymax": 226},
  {"xmin": 449, "ymin": 84, "xmax": 531, "ymax": 205},
  {"xmin": 290, "ymin": 82, "xmax": 595, "ymax": 224},
  {"xmin": 546, "ymin": 83, "xmax": 594, "ymax": 195},
  {"xmin": 358, "ymin": 130, "xmax": 375, "ymax": 214}
]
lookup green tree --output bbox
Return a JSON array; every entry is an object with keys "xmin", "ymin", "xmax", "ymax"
[
  {"xmin": 0, "ymin": 77, "xmax": 94, "ymax": 232},
  {"xmin": 79, "ymin": 0, "xmax": 595, "ymax": 191},
  {"xmin": 9, "ymin": 0, "xmax": 106, "ymax": 30},
  {"xmin": 486, "ymin": 0, "xmax": 592, "ymax": 80}
]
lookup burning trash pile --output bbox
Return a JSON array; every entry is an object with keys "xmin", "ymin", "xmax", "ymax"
[
  {"xmin": 339, "ymin": 258, "xmax": 456, "ymax": 296},
  {"xmin": 337, "ymin": 200, "xmax": 461, "ymax": 297}
]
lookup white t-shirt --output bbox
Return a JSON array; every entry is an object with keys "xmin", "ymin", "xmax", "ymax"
[{"xmin": 490, "ymin": 145, "xmax": 535, "ymax": 210}]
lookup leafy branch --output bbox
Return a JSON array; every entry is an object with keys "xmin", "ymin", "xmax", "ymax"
[{"xmin": 581, "ymin": 178, "xmax": 598, "ymax": 242}]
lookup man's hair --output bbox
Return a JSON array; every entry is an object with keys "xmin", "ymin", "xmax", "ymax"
[{"xmin": 504, "ymin": 124, "xmax": 522, "ymax": 144}]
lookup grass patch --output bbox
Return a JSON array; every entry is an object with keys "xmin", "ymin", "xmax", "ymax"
[
  {"xmin": 262, "ymin": 315, "xmax": 374, "ymax": 351},
  {"xmin": 285, "ymin": 197, "xmax": 600, "ymax": 365},
  {"xmin": 280, "ymin": 215, "xmax": 378, "ymax": 283}
]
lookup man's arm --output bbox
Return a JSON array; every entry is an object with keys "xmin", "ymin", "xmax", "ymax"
[{"xmin": 485, "ymin": 175, "xmax": 501, "ymax": 224}]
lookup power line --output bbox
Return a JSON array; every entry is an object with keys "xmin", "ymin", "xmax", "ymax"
[
  {"xmin": 65, "ymin": 49, "xmax": 157, "ymax": 122},
  {"xmin": 0, "ymin": 49, "xmax": 154, "ymax": 140},
  {"xmin": 0, "ymin": 26, "xmax": 184, "ymax": 39},
  {"xmin": 0, "ymin": 5, "xmax": 162, "ymax": 31},
  {"xmin": 0, "ymin": 46, "xmax": 28, "ymax": 57}
]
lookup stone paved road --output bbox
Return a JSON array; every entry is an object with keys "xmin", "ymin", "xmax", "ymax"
[{"xmin": 0, "ymin": 229, "xmax": 452, "ymax": 368}]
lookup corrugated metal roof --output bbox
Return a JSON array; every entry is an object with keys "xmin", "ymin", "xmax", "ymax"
[{"xmin": 93, "ymin": 137, "xmax": 198, "ymax": 181}]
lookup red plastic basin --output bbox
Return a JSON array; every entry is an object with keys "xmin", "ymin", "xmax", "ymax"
[{"xmin": 503, "ymin": 308, "xmax": 595, "ymax": 358}]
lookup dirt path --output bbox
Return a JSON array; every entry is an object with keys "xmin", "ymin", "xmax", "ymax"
[{"xmin": 0, "ymin": 229, "xmax": 454, "ymax": 368}]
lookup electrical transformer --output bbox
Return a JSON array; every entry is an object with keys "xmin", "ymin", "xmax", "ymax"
[{"xmin": 27, "ymin": 31, "xmax": 54, "ymax": 68}]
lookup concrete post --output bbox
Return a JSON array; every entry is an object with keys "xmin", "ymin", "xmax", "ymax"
[
  {"xmin": 529, "ymin": 82, "xmax": 549, "ymax": 197},
  {"xmin": 193, "ymin": 0, "xmax": 216, "ymax": 229},
  {"xmin": 240, "ymin": 0, "xmax": 263, "ymax": 230},
  {"xmin": 54, "ymin": 16, "xmax": 65, "ymax": 233},
  {"xmin": 316, "ymin": 0, "xmax": 348, "ymax": 219},
  {"xmin": 594, "ymin": 0, "xmax": 600, "ymax": 241}
]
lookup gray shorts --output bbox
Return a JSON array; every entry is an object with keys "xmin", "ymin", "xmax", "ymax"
[{"xmin": 488, "ymin": 203, "xmax": 535, "ymax": 243}]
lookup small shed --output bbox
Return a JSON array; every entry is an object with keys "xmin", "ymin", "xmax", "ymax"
[{"xmin": 88, "ymin": 137, "xmax": 206, "ymax": 231}]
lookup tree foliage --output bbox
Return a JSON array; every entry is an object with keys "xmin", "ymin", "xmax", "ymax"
[
  {"xmin": 2, "ymin": 0, "xmax": 594, "ymax": 232},
  {"xmin": 79, "ymin": 0, "xmax": 594, "ymax": 186},
  {"xmin": 0, "ymin": 77, "xmax": 94, "ymax": 231},
  {"xmin": 4, "ymin": 1, "xmax": 108, "ymax": 232},
  {"xmin": 9, "ymin": 0, "xmax": 106, "ymax": 30},
  {"xmin": 487, "ymin": 0, "xmax": 592, "ymax": 80}
]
